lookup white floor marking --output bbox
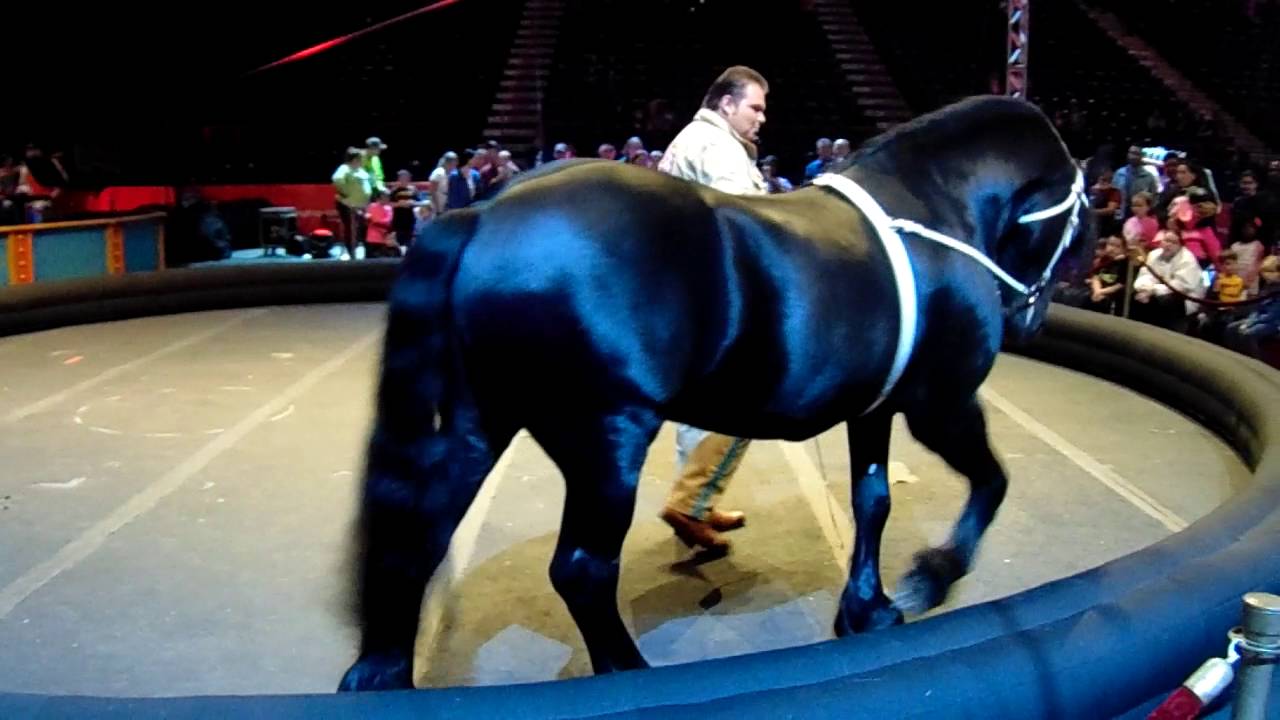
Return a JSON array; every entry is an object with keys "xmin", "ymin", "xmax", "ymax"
[
  {"xmin": 0, "ymin": 327, "xmax": 381, "ymax": 620},
  {"xmin": 888, "ymin": 460, "xmax": 920, "ymax": 485},
  {"xmin": 32, "ymin": 477, "xmax": 86, "ymax": 490},
  {"xmin": 779, "ymin": 438, "xmax": 854, "ymax": 572},
  {"xmin": 978, "ymin": 387, "xmax": 1188, "ymax": 532},
  {"xmin": 3, "ymin": 309, "xmax": 269, "ymax": 424}
]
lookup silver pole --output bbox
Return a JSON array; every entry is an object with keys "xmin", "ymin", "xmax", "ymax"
[{"xmin": 1233, "ymin": 592, "xmax": 1280, "ymax": 720}]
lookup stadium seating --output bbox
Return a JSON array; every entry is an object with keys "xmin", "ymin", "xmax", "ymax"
[
  {"xmin": 1098, "ymin": 0, "xmax": 1280, "ymax": 151},
  {"xmin": 542, "ymin": 0, "xmax": 879, "ymax": 180}
]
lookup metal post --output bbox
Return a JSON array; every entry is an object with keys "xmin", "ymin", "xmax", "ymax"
[
  {"xmin": 1122, "ymin": 258, "xmax": 1136, "ymax": 318},
  {"xmin": 1233, "ymin": 592, "xmax": 1280, "ymax": 720},
  {"xmin": 1005, "ymin": 0, "xmax": 1029, "ymax": 98}
]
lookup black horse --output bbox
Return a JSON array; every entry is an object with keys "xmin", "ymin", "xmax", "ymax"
[{"xmin": 338, "ymin": 96, "xmax": 1094, "ymax": 690}]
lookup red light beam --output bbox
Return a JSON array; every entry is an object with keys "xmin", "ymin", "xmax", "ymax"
[{"xmin": 247, "ymin": 0, "xmax": 464, "ymax": 75}]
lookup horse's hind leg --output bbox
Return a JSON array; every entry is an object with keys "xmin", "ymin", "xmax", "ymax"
[
  {"xmin": 532, "ymin": 406, "xmax": 660, "ymax": 674},
  {"xmin": 897, "ymin": 396, "xmax": 1008, "ymax": 615}
]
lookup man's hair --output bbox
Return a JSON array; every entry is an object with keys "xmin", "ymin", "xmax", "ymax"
[
  {"xmin": 701, "ymin": 65, "xmax": 769, "ymax": 110},
  {"xmin": 1220, "ymin": 250, "xmax": 1238, "ymax": 264}
]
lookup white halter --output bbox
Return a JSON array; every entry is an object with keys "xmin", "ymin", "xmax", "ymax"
[{"xmin": 810, "ymin": 169, "xmax": 1086, "ymax": 415}]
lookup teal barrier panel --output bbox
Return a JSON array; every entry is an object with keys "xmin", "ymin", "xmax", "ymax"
[
  {"xmin": 31, "ymin": 228, "xmax": 107, "ymax": 282},
  {"xmin": 123, "ymin": 220, "xmax": 161, "ymax": 271}
]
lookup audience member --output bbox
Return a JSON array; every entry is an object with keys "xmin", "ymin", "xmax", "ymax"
[
  {"xmin": 331, "ymin": 147, "xmax": 372, "ymax": 259},
  {"xmin": 1224, "ymin": 256, "xmax": 1280, "ymax": 359}
]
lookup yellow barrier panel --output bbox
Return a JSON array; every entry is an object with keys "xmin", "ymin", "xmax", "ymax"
[
  {"xmin": 7, "ymin": 232, "xmax": 34, "ymax": 284},
  {"xmin": 105, "ymin": 225, "xmax": 126, "ymax": 275}
]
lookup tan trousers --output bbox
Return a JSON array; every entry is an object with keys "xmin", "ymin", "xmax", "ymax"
[{"xmin": 665, "ymin": 432, "xmax": 752, "ymax": 520}]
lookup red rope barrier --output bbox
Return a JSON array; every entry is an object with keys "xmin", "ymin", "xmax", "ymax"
[
  {"xmin": 1146, "ymin": 646, "xmax": 1239, "ymax": 719},
  {"xmin": 1129, "ymin": 254, "xmax": 1269, "ymax": 310},
  {"xmin": 1147, "ymin": 686, "xmax": 1204, "ymax": 720}
]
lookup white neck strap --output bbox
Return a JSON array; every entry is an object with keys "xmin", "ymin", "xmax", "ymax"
[
  {"xmin": 809, "ymin": 173, "xmax": 917, "ymax": 416},
  {"xmin": 810, "ymin": 169, "xmax": 1085, "ymax": 414}
]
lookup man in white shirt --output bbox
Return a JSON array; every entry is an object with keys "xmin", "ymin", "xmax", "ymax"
[{"xmin": 656, "ymin": 65, "xmax": 769, "ymax": 552}]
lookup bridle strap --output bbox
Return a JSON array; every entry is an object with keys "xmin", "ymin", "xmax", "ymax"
[{"xmin": 884, "ymin": 218, "xmax": 1033, "ymax": 293}]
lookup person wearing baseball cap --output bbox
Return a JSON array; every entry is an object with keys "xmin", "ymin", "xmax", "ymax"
[{"xmin": 364, "ymin": 137, "xmax": 388, "ymax": 192}]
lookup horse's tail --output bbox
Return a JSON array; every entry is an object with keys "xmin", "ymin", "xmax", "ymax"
[
  {"xmin": 377, "ymin": 208, "xmax": 478, "ymax": 434},
  {"xmin": 343, "ymin": 208, "xmax": 492, "ymax": 672}
]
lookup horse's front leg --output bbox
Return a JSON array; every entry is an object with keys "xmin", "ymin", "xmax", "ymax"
[
  {"xmin": 834, "ymin": 412, "xmax": 903, "ymax": 636},
  {"xmin": 896, "ymin": 396, "xmax": 1008, "ymax": 615}
]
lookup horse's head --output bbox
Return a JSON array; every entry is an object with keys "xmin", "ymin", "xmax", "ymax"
[
  {"xmin": 832, "ymin": 96, "xmax": 1095, "ymax": 345},
  {"xmin": 993, "ymin": 164, "xmax": 1094, "ymax": 344}
]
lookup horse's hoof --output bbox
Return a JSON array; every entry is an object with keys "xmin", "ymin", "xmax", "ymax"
[
  {"xmin": 590, "ymin": 652, "xmax": 650, "ymax": 674},
  {"xmin": 337, "ymin": 653, "xmax": 414, "ymax": 692},
  {"xmin": 834, "ymin": 595, "xmax": 904, "ymax": 637},
  {"xmin": 893, "ymin": 547, "xmax": 967, "ymax": 615}
]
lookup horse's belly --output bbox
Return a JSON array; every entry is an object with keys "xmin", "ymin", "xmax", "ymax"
[{"xmin": 663, "ymin": 343, "xmax": 885, "ymax": 440}]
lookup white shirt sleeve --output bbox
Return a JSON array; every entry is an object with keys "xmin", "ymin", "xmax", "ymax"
[
  {"xmin": 1169, "ymin": 250, "xmax": 1206, "ymax": 297},
  {"xmin": 1133, "ymin": 265, "xmax": 1156, "ymax": 292}
]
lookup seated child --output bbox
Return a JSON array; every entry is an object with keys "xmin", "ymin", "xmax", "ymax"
[
  {"xmin": 1230, "ymin": 215, "xmax": 1266, "ymax": 295},
  {"xmin": 363, "ymin": 189, "xmax": 403, "ymax": 258},
  {"xmin": 1086, "ymin": 235, "xmax": 1129, "ymax": 315},
  {"xmin": 1224, "ymin": 256, "xmax": 1280, "ymax": 359},
  {"xmin": 1123, "ymin": 191, "xmax": 1159, "ymax": 250},
  {"xmin": 1195, "ymin": 250, "xmax": 1245, "ymax": 342}
]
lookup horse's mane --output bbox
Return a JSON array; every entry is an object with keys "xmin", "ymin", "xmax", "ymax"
[{"xmin": 843, "ymin": 96, "xmax": 1052, "ymax": 169}]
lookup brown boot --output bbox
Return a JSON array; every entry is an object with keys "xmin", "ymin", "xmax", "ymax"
[
  {"xmin": 660, "ymin": 508, "xmax": 731, "ymax": 553},
  {"xmin": 705, "ymin": 509, "xmax": 746, "ymax": 532}
]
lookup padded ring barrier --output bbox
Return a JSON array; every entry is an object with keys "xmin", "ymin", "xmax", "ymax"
[{"xmin": 1, "ymin": 263, "xmax": 1279, "ymax": 719}]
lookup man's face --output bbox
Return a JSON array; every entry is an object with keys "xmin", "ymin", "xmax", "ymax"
[
  {"xmin": 833, "ymin": 140, "xmax": 850, "ymax": 159},
  {"xmin": 1128, "ymin": 149, "xmax": 1142, "ymax": 166},
  {"xmin": 1240, "ymin": 175, "xmax": 1258, "ymax": 196},
  {"xmin": 721, "ymin": 82, "xmax": 767, "ymax": 143}
]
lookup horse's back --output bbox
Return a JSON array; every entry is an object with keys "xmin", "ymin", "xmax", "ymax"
[
  {"xmin": 450, "ymin": 163, "xmax": 902, "ymax": 436},
  {"xmin": 450, "ymin": 163, "xmax": 733, "ymax": 409}
]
